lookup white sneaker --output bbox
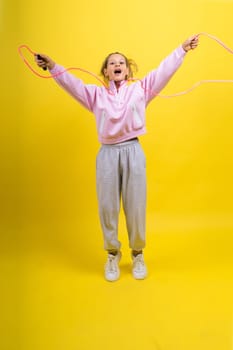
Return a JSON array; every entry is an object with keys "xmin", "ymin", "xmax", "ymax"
[
  {"xmin": 132, "ymin": 253, "xmax": 147, "ymax": 280},
  {"xmin": 104, "ymin": 252, "xmax": 122, "ymax": 282}
]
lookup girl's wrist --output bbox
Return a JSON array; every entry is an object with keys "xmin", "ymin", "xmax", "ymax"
[{"xmin": 182, "ymin": 44, "xmax": 189, "ymax": 52}]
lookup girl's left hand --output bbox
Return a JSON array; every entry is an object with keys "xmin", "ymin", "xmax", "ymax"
[{"xmin": 182, "ymin": 35, "xmax": 199, "ymax": 52}]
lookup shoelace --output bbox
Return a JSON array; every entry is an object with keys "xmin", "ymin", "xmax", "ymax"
[
  {"xmin": 107, "ymin": 255, "xmax": 118, "ymax": 272},
  {"xmin": 133, "ymin": 255, "xmax": 145, "ymax": 270}
]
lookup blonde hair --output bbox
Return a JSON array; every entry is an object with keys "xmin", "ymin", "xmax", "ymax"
[{"xmin": 100, "ymin": 52, "xmax": 138, "ymax": 83}]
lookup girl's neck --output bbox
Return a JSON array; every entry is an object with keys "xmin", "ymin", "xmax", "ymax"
[
  {"xmin": 109, "ymin": 80, "xmax": 125, "ymax": 92},
  {"xmin": 114, "ymin": 81, "xmax": 121, "ymax": 89}
]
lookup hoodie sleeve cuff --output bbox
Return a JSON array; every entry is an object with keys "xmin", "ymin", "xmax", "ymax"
[
  {"xmin": 49, "ymin": 64, "xmax": 63, "ymax": 74},
  {"xmin": 179, "ymin": 44, "xmax": 187, "ymax": 56}
]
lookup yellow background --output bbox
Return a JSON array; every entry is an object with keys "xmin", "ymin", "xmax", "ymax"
[{"xmin": 1, "ymin": 0, "xmax": 233, "ymax": 349}]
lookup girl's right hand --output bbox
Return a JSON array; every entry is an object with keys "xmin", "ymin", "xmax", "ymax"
[
  {"xmin": 182, "ymin": 35, "xmax": 199, "ymax": 52},
  {"xmin": 34, "ymin": 54, "xmax": 55, "ymax": 70}
]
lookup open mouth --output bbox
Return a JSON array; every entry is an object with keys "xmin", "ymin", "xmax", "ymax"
[{"xmin": 114, "ymin": 69, "xmax": 122, "ymax": 75}]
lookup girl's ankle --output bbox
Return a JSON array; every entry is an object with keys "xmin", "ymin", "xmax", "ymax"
[
  {"xmin": 108, "ymin": 250, "xmax": 118, "ymax": 256},
  {"xmin": 132, "ymin": 250, "xmax": 143, "ymax": 257}
]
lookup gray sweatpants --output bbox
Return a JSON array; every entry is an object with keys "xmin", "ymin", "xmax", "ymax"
[{"xmin": 96, "ymin": 138, "xmax": 146, "ymax": 252}]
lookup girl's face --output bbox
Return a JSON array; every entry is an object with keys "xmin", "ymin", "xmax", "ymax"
[{"xmin": 104, "ymin": 54, "xmax": 129, "ymax": 82}]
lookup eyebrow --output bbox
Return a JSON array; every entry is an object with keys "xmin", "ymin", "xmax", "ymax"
[{"xmin": 108, "ymin": 59, "xmax": 126, "ymax": 64}]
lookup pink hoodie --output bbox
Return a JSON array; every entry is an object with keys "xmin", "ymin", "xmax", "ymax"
[{"xmin": 50, "ymin": 45, "xmax": 186, "ymax": 144}]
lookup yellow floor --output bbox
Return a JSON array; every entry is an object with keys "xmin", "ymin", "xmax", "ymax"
[{"xmin": 3, "ymin": 214, "xmax": 233, "ymax": 350}]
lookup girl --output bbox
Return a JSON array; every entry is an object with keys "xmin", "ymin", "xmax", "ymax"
[{"xmin": 35, "ymin": 35, "xmax": 199, "ymax": 281}]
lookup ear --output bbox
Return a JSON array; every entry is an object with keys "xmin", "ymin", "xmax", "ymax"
[
  {"xmin": 125, "ymin": 67, "xmax": 129, "ymax": 79},
  {"xmin": 104, "ymin": 68, "xmax": 108, "ymax": 77}
]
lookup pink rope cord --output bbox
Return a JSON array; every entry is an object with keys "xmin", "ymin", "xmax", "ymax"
[{"xmin": 18, "ymin": 32, "xmax": 233, "ymax": 98}]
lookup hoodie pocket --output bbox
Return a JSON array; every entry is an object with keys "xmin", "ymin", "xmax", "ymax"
[{"xmin": 131, "ymin": 103, "xmax": 143, "ymax": 130}]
